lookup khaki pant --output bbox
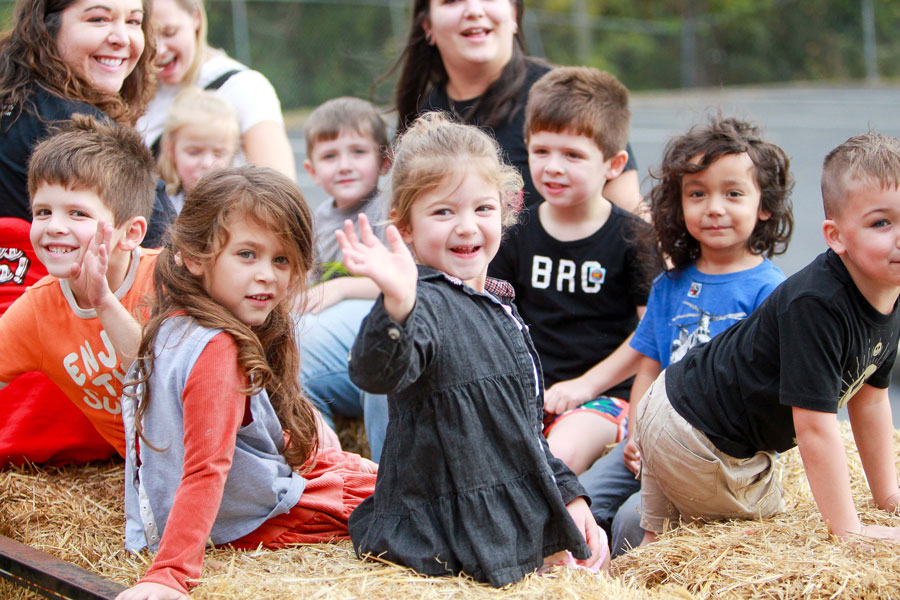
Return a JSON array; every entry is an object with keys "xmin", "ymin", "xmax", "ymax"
[{"xmin": 633, "ymin": 371, "xmax": 784, "ymax": 534}]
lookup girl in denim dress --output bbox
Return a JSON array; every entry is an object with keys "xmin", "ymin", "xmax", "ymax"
[{"xmin": 337, "ymin": 112, "xmax": 607, "ymax": 587}]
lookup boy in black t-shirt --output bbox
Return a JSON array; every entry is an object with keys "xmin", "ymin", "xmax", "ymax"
[
  {"xmin": 634, "ymin": 133, "xmax": 900, "ymax": 544},
  {"xmin": 488, "ymin": 67, "xmax": 648, "ymax": 475}
]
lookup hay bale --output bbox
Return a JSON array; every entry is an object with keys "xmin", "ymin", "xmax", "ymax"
[{"xmin": 3, "ymin": 422, "xmax": 899, "ymax": 599}]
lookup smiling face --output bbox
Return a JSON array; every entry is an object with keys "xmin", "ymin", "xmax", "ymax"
[
  {"xmin": 189, "ymin": 216, "xmax": 293, "ymax": 327},
  {"xmin": 423, "ymin": 0, "xmax": 516, "ymax": 86},
  {"xmin": 681, "ymin": 152, "xmax": 768, "ymax": 267},
  {"xmin": 825, "ymin": 181, "xmax": 900, "ymax": 311},
  {"xmin": 152, "ymin": 0, "xmax": 200, "ymax": 85},
  {"xmin": 55, "ymin": 0, "xmax": 145, "ymax": 94},
  {"xmin": 305, "ymin": 130, "xmax": 386, "ymax": 210},
  {"xmin": 400, "ymin": 170, "xmax": 502, "ymax": 292},
  {"xmin": 170, "ymin": 123, "xmax": 238, "ymax": 193},
  {"xmin": 527, "ymin": 129, "xmax": 619, "ymax": 211}
]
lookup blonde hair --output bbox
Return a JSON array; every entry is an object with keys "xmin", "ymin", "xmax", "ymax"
[
  {"xmin": 158, "ymin": 87, "xmax": 239, "ymax": 194},
  {"xmin": 164, "ymin": 0, "xmax": 210, "ymax": 86},
  {"xmin": 822, "ymin": 132, "xmax": 900, "ymax": 218},
  {"xmin": 390, "ymin": 112, "xmax": 522, "ymax": 231},
  {"xmin": 133, "ymin": 166, "xmax": 319, "ymax": 469}
]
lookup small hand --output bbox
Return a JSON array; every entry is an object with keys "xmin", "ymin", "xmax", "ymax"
[
  {"xmin": 69, "ymin": 221, "xmax": 114, "ymax": 309},
  {"xmin": 544, "ymin": 378, "xmax": 591, "ymax": 415},
  {"xmin": 623, "ymin": 436, "xmax": 641, "ymax": 475},
  {"xmin": 565, "ymin": 497, "xmax": 605, "ymax": 569},
  {"xmin": 114, "ymin": 581, "xmax": 188, "ymax": 600},
  {"xmin": 335, "ymin": 214, "xmax": 417, "ymax": 323},
  {"xmin": 359, "ymin": 457, "xmax": 379, "ymax": 474},
  {"xmin": 858, "ymin": 524, "xmax": 900, "ymax": 541}
]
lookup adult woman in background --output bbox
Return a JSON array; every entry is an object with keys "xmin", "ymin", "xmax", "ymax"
[
  {"xmin": 392, "ymin": 0, "xmax": 641, "ymax": 210},
  {"xmin": 0, "ymin": 0, "xmax": 157, "ymax": 466},
  {"xmin": 139, "ymin": 0, "xmax": 295, "ymax": 179}
]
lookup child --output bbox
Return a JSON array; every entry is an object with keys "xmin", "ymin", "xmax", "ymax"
[
  {"xmin": 579, "ymin": 117, "xmax": 793, "ymax": 556},
  {"xmin": 634, "ymin": 132, "xmax": 900, "ymax": 545},
  {"xmin": 297, "ymin": 97, "xmax": 392, "ymax": 460},
  {"xmin": 158, "ymin": 87, "xmax": 239, "ymax": 214},
  {"xmin": 117, "ymin": 166, "xmax": 377, "ymax": 600},
  {"xmin": 0, "ymin": 114, "xmax": 158, "ymax": 456},
  {"xmin": 488, "ymin": 66, "xmax": 647, "ymax": 475},
  {"xmin": 340, "ymin": 113, "xmax": 606, "ymax": 587}
]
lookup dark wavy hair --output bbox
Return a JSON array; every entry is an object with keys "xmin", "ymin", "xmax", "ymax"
[
  {"xmin": 0, "ymin": 0, "xmax": 156, "ymax": 126},
  {"xmin": 131, "ymin": 166, "xmax": 319, "ymax": 469},
  {"xmin": 389, "ymin": 0, "xmax": 530, "ymax": 135},
  {"xmin": 644, "ymin": 116, "xmax": 794, "ymax": 274}
]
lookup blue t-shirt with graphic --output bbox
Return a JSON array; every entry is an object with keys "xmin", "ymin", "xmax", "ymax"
[{"xmin": 631, "ymin": 259, "xmax": 785, "ymax": 368}]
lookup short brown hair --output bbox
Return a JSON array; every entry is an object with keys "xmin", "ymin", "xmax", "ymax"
[
  {"xmin": 525, "ymin": 66, "xmax": 630, "ymax": 158},
  {"xmin": 304, "ymin": 97, "xmax": 389, "ymax": 159},
  {"xmin": 28, "ymin": 114, "xmax": 157, "ymax": 225},
  {"xmin": 821, "ymin": 132, "xmax": 900, "ymax": 218}
]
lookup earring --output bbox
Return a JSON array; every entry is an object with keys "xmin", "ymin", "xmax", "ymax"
[{"xmin": 425, "ymin": 33, "xmax": 434, "ymax": 45}]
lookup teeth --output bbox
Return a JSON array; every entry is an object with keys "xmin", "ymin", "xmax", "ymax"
[
  {"xmin": 157, "ymin": 55, "xmax": 174, "ymax": 67},
  {"xmin": 48, "ymin": 246, "xmax": 74, "ymax": 254},
  {"xmin": 97, "ymin": 57, "xmax": 124, "ymax": 67}
]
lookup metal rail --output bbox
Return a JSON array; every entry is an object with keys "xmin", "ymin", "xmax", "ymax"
[{"xmin": 0, "ymin": 535, "xmax": 125, "ymax": 600}]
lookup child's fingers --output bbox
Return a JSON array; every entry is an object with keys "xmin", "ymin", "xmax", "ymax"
[
  {"xmin": 580, "ymin": 517, "xmax": 604, "ymax": 568},
  {"xmin": 341, "ymin": 219, "xmax": 360, "ymax": 247},
  {"xmin": 384, "ymin": 225, "xmax": 411, "ymax": 257}
]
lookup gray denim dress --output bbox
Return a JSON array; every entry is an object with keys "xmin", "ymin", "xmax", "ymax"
[{"xmin": 348, "ymin": 266, "xmax": 590, "ymax": 587}]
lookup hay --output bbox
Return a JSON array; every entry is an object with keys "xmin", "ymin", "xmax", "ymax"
[{"xmin": 2, "ymin": 422, "xmax": 899, "ymax": 599}]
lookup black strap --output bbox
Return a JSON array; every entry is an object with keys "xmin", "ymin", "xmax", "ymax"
[{"xmin": 149, "ymin": 69, "xmax": 243, "ymax": 158}]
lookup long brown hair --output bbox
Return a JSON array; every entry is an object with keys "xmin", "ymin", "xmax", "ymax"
[
  {"xmin": 133, "ymin": 166, "xmax": 319, "ymax": 469},
  {"xmin": 389, "ymin": 0, "xmax": 529, "ymax": 135},
  {"xmin": 0, "ymin": 0, "xmax": 157, "ymax": 126}
]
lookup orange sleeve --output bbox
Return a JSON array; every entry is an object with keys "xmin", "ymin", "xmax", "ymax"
[
  {"xmin": 0, "ymin": 288, "xmax": 43, "ymax": 383},
  {"xmin": 138, "ymin": 332, "xmax": 248, "ymax": 594}
]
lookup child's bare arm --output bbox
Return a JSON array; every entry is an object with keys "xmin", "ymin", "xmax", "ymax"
[
  {"xmin": 115, "ymin": 581, "xmax": 187, "ymax": 600},
  {"xmin": 623, "ymin": 355, "xmax": 662, "ymax": 474},
  {"xmin": 308, "ymin": 276, "xmax": 379, "ymax": 314},
  {"xmin": 70, "ymin": 222, "xmax": 141, "ymax": 367},
  {"xmin": 336, "ymin": 214, "xmax": 417, "ymax": 324},
  {"xmin": 848, "ymin": 384, "xmax": 900, "ymax": 512},
  {"xmin": 794, "ymin": 405, "xmax": 900, "ymax": 540},
  {"xmin": 544, "ymin": 306, "xmax": 646, "ymax": 415}
]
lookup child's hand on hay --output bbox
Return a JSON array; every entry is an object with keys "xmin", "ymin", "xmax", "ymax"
[
  {"xmin": 859, "ymin": 524, "xmax": 900, "ymax": 542},
  {"xmin": 566, "ymin": 497, "xmax": 607, "ymax": 569},
  {"xmin": 115, "ymin": 581, "xmax": 187, "ymax": 600}
]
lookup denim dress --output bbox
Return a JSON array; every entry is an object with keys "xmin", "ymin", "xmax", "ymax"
[{"xmin": 348, "ymin": 267, "xmax": 590, "ymax": 587}]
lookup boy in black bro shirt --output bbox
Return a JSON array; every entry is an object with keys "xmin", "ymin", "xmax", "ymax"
[{"xmin": 634, "ymin": 132, "xmax": 900, "ymax": 545}]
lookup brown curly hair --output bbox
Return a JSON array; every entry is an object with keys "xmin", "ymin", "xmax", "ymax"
[
  {"xmin": 132, "ymin": 166, "xmax": 319, "ymax": 470},
  {"xmin": 0, "ymin": 0, "xmax": 157, "ymax": 126},
  {"xmin": 645, "ymin": 116, "xmax": 793, "ymax": 274}
]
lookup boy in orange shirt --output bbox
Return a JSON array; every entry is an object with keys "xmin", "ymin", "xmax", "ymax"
[{"xmin": 0, "ymin": 115, "xmax": 158, "ymax": 456}]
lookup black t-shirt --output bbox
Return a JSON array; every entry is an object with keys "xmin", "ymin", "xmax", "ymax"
[
  {"xmin": 488, "ymin": 204, "xmax": 648, "ymax": 396},
  {"xmin": 422, "ymin": 60, "xmax": 637, "ymax": 209},
  {"xmin": 0, "ymin": 85, "xmax": 105, "ymax": 222},
  {"xmin": 667, "ymin": 250, "xmax": 900, "ymax": 458},
  {"xmin": 0, "ymin": 85, "xmax": 175, "ymax": 248}
]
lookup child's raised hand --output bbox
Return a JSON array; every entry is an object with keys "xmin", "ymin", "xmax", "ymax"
[
  {"xmin": 70, "ymin": 221, "xmax": 115, "ymax": 310},
  {"xmin": 336, "ymin": 214, "xmax": 417, "ymax": 324},
  {"xmin": 115, "ymin": 581, "xmax": 188, "ymax": 600},
  {"xmin": 565, "ymin": 496, "xmax": 607, "ymax": 570}
]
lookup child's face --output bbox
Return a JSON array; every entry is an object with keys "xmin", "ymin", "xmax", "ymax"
[
  {"xmin": 29, "ymin": 183, "xmax": 124, "ymax": 278},
  {"xmin": 527, "ymin": 129, "xmax": 623, "ymax": 210},
  {"xmin": 187, "ymin": 216, "xmax": 292, "ymax": 327},
  {"xmin": 824, "ymin": 181, "xmax": 900, "ymax": 302},
  {"xmin": 170, "ymin": 124, "xmax": 237, "ymax": 194},
  {"xmin": 304, "ymin": 130, "xmax": 386, "ymax": 210},
  {"xmin": 400, "ymin": 171, "xmax": 501, "ymax": 293},
  {"xmin": 681, "ymin": 153, "xmax": 768, "ymax": 262}
]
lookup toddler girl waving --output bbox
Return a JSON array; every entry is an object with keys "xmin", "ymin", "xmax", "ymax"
[
  {"xmin": 117, "ymin": 167, "xmax": 376, "ymax": 600},
  {"xmin": 339, "ymin": 113, "xmax": 607, "ymax": 587}
]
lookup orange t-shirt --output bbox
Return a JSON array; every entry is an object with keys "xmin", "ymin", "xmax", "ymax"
[{"xmin": 0, "ymin": 247, "xmax": 159, "ymax": 455}]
